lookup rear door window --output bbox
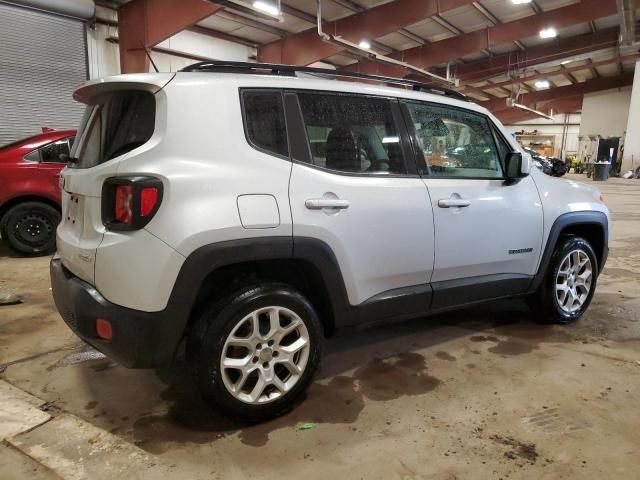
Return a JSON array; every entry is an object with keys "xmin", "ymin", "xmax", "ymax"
[
  {"xmin": 70, "ymin": 91, "xmax": 155, "ymax": 169},
  {"xmin": 297, "ymin": 93, "xmax": 406, "ymax": 175}
]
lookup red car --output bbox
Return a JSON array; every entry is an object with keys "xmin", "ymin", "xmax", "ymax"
[{"xmin": 0, "ymin": 129, "xmax": 76, "ymax": 255}]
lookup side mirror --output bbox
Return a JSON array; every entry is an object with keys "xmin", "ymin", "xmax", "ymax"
[{"xmin": 504, "ymin": 152, "xmax": 525, "ymax": 181}]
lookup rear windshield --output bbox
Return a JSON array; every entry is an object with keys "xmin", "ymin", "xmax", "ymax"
[{"xmin": 70, "ymin": 91, "xmax": 155, "ymax": 169}]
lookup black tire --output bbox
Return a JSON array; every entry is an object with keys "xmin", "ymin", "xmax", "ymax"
[
  {"xmin": 0, "ymin": 214, "xmax": 8, "ymax": 242},
  {"xmin": 188, "ymin": 283, "xmax": 324, "ymax": 423},
  {"xmin": 528, "ymin": 236, "xmax": 598, "ymax": 324},
  {"xmin": 4, "ymin": 202, "xmax": 60, "ymax": 255}
]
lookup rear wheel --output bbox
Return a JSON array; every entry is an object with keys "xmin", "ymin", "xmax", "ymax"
[
  {"xmin": 189, "ymin": 283, "xmax": 323, "ymax": 422},
  {"xmin": 4, "ymin": 202, "xmax": 60, "ymax": 255},
  {"xmin": 528, "ymin": 236, "xmax": 598, "ymax": 324}
]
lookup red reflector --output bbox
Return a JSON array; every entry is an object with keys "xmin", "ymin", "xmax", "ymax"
[
  {"xmin": 140, "ymin": 187, "xmax": 159, "ymax": 216},
  {"xmin": 96, "ymin": 318, "xmax": 113, "ymax": 340},
  {"xmin": 114, "ymin": 185, "xmax": 133, "ymax": 223}
]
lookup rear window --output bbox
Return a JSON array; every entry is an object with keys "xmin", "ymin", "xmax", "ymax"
[{"xmin": 70, "ymin": 91, "xmax": 155, "ymax": 169}]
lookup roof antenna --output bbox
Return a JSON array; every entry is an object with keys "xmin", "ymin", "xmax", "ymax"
[{"xmin": 140, "ymin": 41, "xmax": 159, "ymax": 72}]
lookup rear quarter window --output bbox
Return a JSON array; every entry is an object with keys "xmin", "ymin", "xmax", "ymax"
[{"xmin": 241, "ymin": 90, "xmax": 289, "ymax": 158}]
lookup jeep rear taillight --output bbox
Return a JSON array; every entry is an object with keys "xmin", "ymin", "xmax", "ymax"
[
  {"xmin": 114, "ymin": 185, "xmax": 133, "ymax": 223},
  {"xmin": 140, "ymin": 187, "xmax": 159, "ymax": 216},
  {"xmin": 102, "ymin": 177, "xmax": 163, "ymax": 231}
]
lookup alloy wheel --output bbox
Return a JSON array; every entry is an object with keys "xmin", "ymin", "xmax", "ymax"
[
  {"xmin": 555, "ymin": 249, "xmax": 593, "ymax": 314},
  {"xmin": 220, "ymin": 306, "xmax": 310, "ymax": 404}
]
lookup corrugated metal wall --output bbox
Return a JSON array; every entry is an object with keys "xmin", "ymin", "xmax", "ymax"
[{"xmin": 0, "ymin": 2, "xmax": 87, "ymax": 146}]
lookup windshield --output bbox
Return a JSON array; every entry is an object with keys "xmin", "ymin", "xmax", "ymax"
[{"xmin": 70, "ymin": 91, "xmax": 155, "ymax": 169}]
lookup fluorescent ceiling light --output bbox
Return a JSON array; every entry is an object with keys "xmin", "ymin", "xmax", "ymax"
[
  {"xmin": 535, "ymin": 80, "xmax": 550, "ymax": 89},
  {"xmin": 253, "ymin": 1, "xmax": 280, "ymax": 16},
  {"xmin": 560, "ymin": 59, "xmax": 572, "ymax": 65},
  {"xmin": 511, "ymin": 0, "xmax": 532, "ymax": 4},
  {"xmin": 539, "ymin": 27, "xmax": 557, "ymax": 39},
  {"xmin": 382, "ymin": 136, "xmax": 399, "ymax": 144},
  {"xmin": 358, "ymin": 39, "xmax": 371, "ymax": 49}
]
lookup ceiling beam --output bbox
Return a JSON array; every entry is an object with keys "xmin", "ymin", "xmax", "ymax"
[
  {"xmin": 482, "ymin": 73, "xmax": 634, "ymax": 113},
  {"xmin": 486, "ymin": 79, "xmax": 511, "ymax": 95},
  {"xmin": 587, "ymin": 58, "xmax": 601, "ymax": 78},
  {"xmin": 472, "ymin": 2, "xmax": 499, "ymax": 25},
  {"xmin": 257, "ymin": 0, "xmax": 474, "ymax": 65},
  {"xmin": 529, "ymin": 1, "xmax": 542, "ymax": 14},
  {"xmin": 328, "ymin": 0, "xmax": 429, "ymax": 45},
  {"xmin": 452, "ymin": 26, "xmax": 628, "ymax": 83},
  {"xmin": 277, "ymin": 2, "xmax": 394, "ymax": 55},
  {"xmin": 460, "ymin": 53, "xmax": 638, "ymax": 93},
  {"xmin": 341, "ymin": 0, "xmax": 618, "ymax": 78},
  {"xmin": 536, "ymin": 70, "xmax": 558, "ymax": 88},
  {"xmin": 216, "ymin": 10, "xmax": 288, "ymax": 37},
  {"xmin": 560, "ymin": 65, "xmax": 578, "ymax": 84},
  {"xmin": 118, "ymin": 0, "xmax": 222, "ymax": 73}
]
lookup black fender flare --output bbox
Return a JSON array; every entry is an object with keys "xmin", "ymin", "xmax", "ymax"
[
  {"xmin": 155, "ymin": 236, "xmax": 350, "ymax": 366},
  {"xmin": 528, "ymin": 211, "xmax": 608, "ymax": 293}
]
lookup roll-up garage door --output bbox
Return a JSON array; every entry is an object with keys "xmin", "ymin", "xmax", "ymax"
[{"xmin": 0, "ymin": 2, "xmax": 87, "ymax": 146}]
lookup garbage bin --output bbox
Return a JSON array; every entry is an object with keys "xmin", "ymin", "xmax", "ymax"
[{"xmin": 593, "ymin": 162, "xmax": 610, "ymax": 181}]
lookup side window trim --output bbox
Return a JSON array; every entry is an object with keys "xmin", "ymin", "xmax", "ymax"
[
  {"xmin": 289, "ymin": 89, "xmax": 416, "ymax": 178},
  {"xmin": 489, "ymin": 121, "xmax": 515, "ymax": 171},
  {"xmin": 239, "ymin": 88, "xmax": 291, "ymax": 161},
  {"xmin": 390, "ymin": 99, "xmax": 418, "ymax": 176},
  {"xmin": 400, "ymin": 99, "xmax": 506, "ymax": 180},
  {"xmin": 283, "ymin": 92, "xmax": 312, "ymax": 164}
]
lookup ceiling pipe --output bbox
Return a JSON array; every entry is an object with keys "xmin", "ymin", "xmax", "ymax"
[
  {"xmin": 506, "ymin": 98, "xmax": 554, "ymax": 120},
  {"xmin": 617, "ymin": 0, "xmax": 637, "ymax": 45},
  {"xmin": 315, "ymin": 0, "xmax": 457, "ymax": 86}
]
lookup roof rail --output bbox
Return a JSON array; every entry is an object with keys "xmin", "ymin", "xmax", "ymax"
[{"xmin": 180, "ymin": 60, "xmax": 469, "ymax": 102}]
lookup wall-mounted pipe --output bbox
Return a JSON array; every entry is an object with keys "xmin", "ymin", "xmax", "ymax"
[
  {"xmin": 315, "ymin": 0, "xmax": 457, "ymax": 86},
  {"xmin": 617, "ymin": 0, "xmax": 637, "ymax": 46},
  {"xmin": 506, "ymin": 98, "xmax": 554, "ymax": 120}
]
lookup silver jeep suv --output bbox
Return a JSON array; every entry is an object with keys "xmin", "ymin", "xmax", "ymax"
[{"xmin": 51, "ymin": 62, "xmax": 609, "ymax": 422}]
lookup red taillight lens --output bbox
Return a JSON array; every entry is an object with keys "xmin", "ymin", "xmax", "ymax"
[
  {"xmin": 114, "ymin": 185, "xmax": 133, "ymax": 224},
  {"xmin": 140, "ymin": 187, "xmax": 159, "ymax": 216}
]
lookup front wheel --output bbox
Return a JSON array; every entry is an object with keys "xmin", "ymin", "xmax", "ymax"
[
  {"xmin": 189, "ymin": 284, "xmax": 324, "ymax": 422},
  {"xmin": 528, "ymin": 236, "xmax": 598, "ymax": 324}
]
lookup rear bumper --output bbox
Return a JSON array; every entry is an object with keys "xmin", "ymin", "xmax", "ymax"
[{"xmin": 50, "ymin": 257, "xmax": 168, "ymax": 368}]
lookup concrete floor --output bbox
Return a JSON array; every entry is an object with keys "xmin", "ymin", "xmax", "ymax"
[{"xmin": 1, "ymin": 174, "xmax": 639, "ymax": 479}]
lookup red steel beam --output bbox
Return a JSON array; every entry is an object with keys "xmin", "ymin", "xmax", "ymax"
[
  {"xmin": 257, "ymin": 0, "xmax": 474, "ymax": 65},
  {"xmin": 118, "ymin": 0, "xmax": 222, "ymax": 73},
  {"xmin": 455, "ymin": 27, "xmax": 640, "ymax": 84},
  {"xmin": 342, "ymin": 0, "xmax": 618, "ymax": 78},
  {"xmin": 483, "ymin": 73, "xmax": 634, "ymax": 113},
  {"xmin": 461, "ymin": 53, "xmax": 639, "ymax": 93}
]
